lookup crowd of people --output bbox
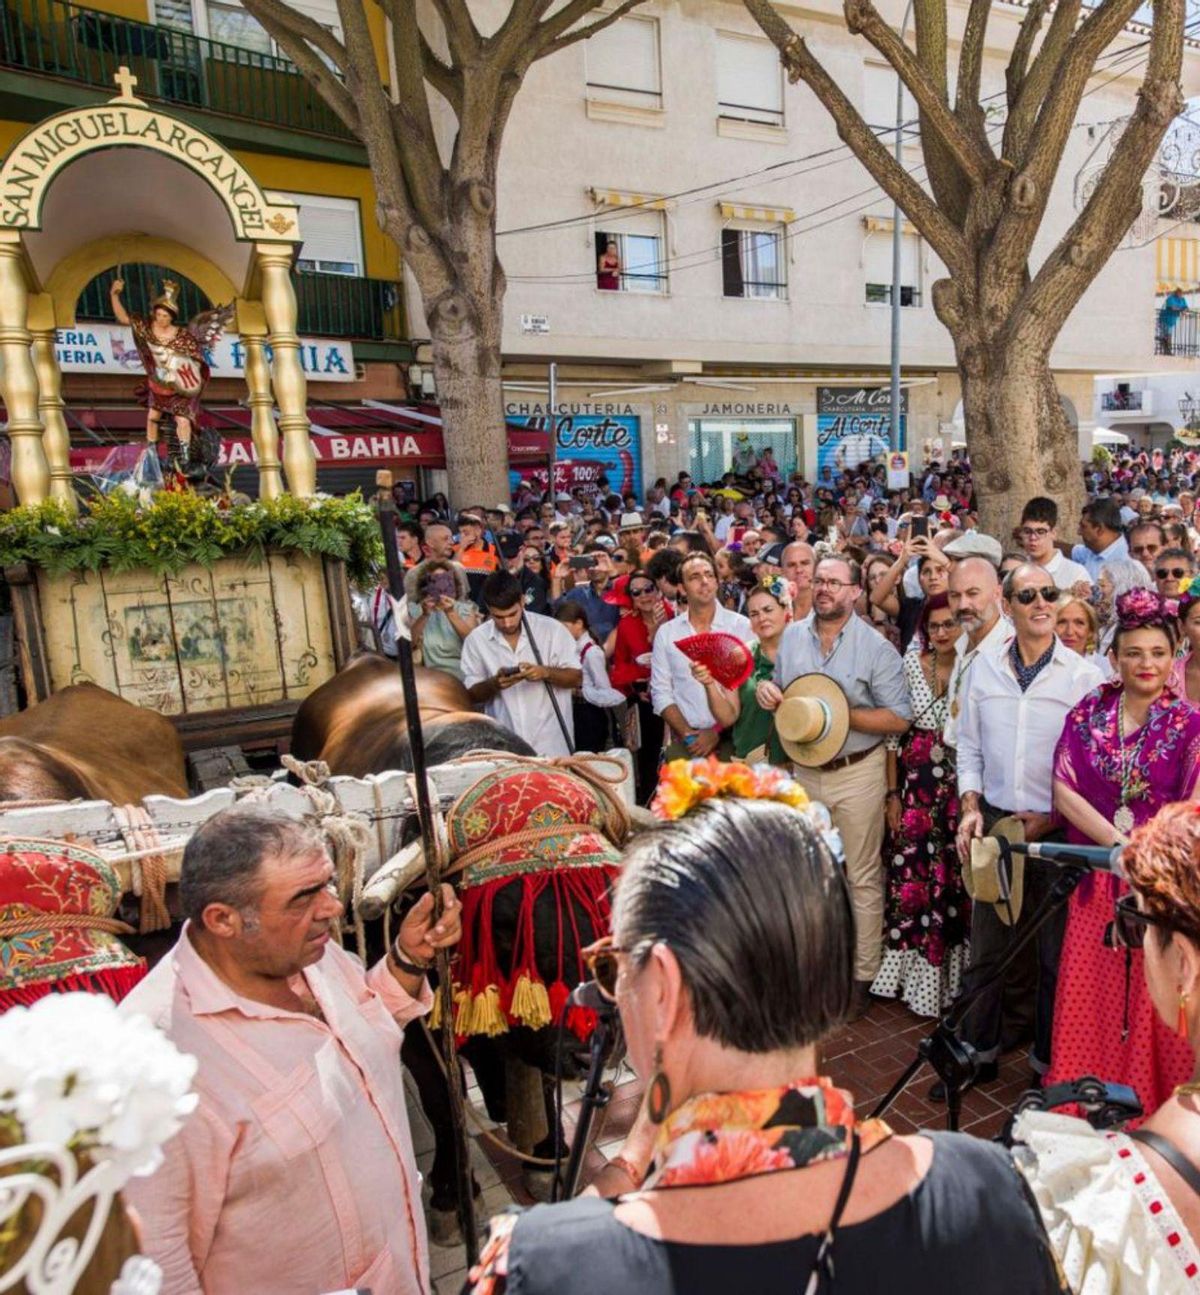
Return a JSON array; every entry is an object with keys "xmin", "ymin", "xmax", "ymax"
[{"xmin": 116, "ymin": 443, "xmax": 1200, "ymax": 1294}]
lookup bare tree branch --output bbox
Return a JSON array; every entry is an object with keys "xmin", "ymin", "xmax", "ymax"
[
  {"xmin": 419, "ymin": 30, "xmax": 463, "ymax": 111},
  {"xmin": 1003, "ymin": 0, "xmax": 1083, "ymax": 164},
  {"xmin": 955, "ymin": 0, "xmax": 992, "ymax": 145},
  {"xmin": 543, "ymin": 0, "xmax": 646, "ymax": 53},
  {"xmin": 1005, "ymin": 0, "xmax": 1049, "ymax": 109},
  {"xmin": 1016, "ymin": 0, "xmax": 1186, "ymax": 346},
  {"xmin": 744, "ymin": 0, "xmax": 969, "ymax": 275},
  {"xmin": 912, "ymin": 0, "xmax": 977, "ymax": 223},
  {"xmin": 843, "ymin": 0, "xmax": 990, "ymax": 185},
  {"xmin": 428, "ymin": 0, "xmax": 482, "ymax": 65},
  {"xmin": 242, "ymin": 0, "xmax": 359, "ymax": 130}
]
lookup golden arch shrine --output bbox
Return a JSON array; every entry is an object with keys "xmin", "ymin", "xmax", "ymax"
[{"xmin": 0, "ymin": 71, "xmax": 360, "ymax": 734}]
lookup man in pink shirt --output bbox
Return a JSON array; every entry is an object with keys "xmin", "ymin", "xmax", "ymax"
[{"xmin": 122, "ymin": 805, "xmax": 463, "ymax": 1295}]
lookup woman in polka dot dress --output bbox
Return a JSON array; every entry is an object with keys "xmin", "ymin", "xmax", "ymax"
[
  {"xmin": 1048, "ymin": 591, "xmax": 1200, "ymax": 1115},
  {"xmin": 1015, "ymin": 802, "xmax": 1200, "ymax": 1293},
  {"xmin": 871, "ymin": 594, "xmax": 970, "ymax": 1017}
]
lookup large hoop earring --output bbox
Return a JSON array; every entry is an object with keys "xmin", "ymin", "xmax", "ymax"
[{"xmin": 647, "ymin": 1043, "xmax": 672, "ymax": 1124}]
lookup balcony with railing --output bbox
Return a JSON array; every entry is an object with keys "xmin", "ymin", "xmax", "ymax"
[
  {"xmin": 1099, "ymin": 387, "xmax": 1154, "ymax": 417},
  {"xmin": 78, "ymin": 263, "xmax": 403, "ymax": 341},
  {"xmin": 0, "ymin": 0, "xmax": 354, "ymax": 140},
  {"xmin": 1155, "ymin": 307, "xmax": 1200, "ymax": 359}
]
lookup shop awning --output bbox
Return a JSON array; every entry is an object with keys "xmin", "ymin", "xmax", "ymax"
[
  {"xmin": 1156, "ymin": 236, "xmax": 1200, "ymax": 294},
  {"xmin": 65, "ymin": 402, "xmax": 549, "ymax": 473},
  {"xmin": 862, "ymin": 215, "xmax": 919, "ymax": 236},
  {"xmin": 589, "ymin": 188, "xmax": 670, "ymax": 210},
  {"xmin": 718, "ymin": 202, "xmax": 796, "ymax": 224}
]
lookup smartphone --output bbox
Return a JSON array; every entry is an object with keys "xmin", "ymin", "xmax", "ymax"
[
  {"xmin": 500, "ymin": 665, "xmax": 523, "ymax": 678},
  {"xmin": 423, "ymin": 571, "xmax": 456, "ymax": 601},
  {"xmin": 569, "ymin": 554, "xmax": 597, "ymax": 570},
  {"xmin": 910, "ymin": 515, "xmax": 929, "ymax": 539}
]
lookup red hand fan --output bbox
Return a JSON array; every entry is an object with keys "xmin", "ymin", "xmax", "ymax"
[{"xmin": 675, "ymin": 632, "xmax": 755, "ymax": 690}]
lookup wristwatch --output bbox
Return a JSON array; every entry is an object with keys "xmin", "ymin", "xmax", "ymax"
[{"xmin": 390, "ymin": 939, "xmax": 432, "ymax": 977}]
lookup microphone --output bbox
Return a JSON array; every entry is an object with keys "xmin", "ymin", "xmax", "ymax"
[{"xmin": 1002, "ymin": 839, "xmax": 1124, "ymax": 873}]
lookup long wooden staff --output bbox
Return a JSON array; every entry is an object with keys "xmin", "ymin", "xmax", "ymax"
[{"xmin": 375, "ymin": 477, "xmax": 479, "ymax": 1264}]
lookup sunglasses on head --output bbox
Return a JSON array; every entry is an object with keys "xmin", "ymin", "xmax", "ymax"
[
  {"xmin": 584, "ymin": 936, "xmax": 626, "ymax": 1000},
  {"xmin": 1013, "ymin": 586, "xmax": 1062, "ymax": 605}
]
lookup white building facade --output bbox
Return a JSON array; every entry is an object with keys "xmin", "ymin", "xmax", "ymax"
[{"xmin": 408, "ymin": 0, "xmax": 1200, "ymax": 494}]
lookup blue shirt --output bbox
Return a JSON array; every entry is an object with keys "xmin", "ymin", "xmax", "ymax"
[
  {"xmin": 557, "ymin": 584, "xmax": 620, "ymax": 639},
  {"xmin": 1070, "ymin": 533, "xmax": 1128, "ymax": 582},
  {"xmin": 774, "ymin": 612, "xmax": 912, "ymax": 757}
]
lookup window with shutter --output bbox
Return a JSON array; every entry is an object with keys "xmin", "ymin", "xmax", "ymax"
[
  {"xmin": 586, "ymin": 16, "xmax": 661, "ymax": 106},
  {"xmin": 864, "ymin": 227, "xmax": 921, "ymax": 306},
  {"xmin": 862, "ymin": 62, "xmax": 916, "ymax": 140},
  {"xmin": 721, "ymin": 228, "xmax": 786, "ymax": 300},
  {"xmin": 716, "ymin": 33, "xmax": 783, "ymax": 126},
  {"xmin": 594, "ymin": 211, "xmax": 667, "ymax": 293},
  {"xmin": 279, "ymin": 193, "xmax": 365, "ymax": 277}
]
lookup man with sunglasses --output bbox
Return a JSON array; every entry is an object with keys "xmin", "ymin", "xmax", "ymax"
[
  {"xmin": 1017, "ymin": 497, "xmax": 1091, "ymax": 591},
  {"xmin": 1154, "ymin": 546, "xmax": 1195, "ymax": 599},
  {"xmin": 944, "ymin": 563, "xmax": 1104, "ymax": 1099}
]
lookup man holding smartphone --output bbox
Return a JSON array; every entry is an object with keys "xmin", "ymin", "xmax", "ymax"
[
  {"xmin": 557, "ymin": 543, "xmax": 619, "ymax": 642},
  {"xmin": 462, "ymin": 571, "xmax": 583, "ymax": 757}
]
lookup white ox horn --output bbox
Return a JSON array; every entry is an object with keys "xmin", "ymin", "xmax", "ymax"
[{"xmin": 358, "ymin": 840, "xmax": 428, "ymax": 920}]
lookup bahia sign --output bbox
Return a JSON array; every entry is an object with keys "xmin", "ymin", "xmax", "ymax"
[{"xmin": 54, "ymin": 326, "xmax": 355, "ymax": 382}]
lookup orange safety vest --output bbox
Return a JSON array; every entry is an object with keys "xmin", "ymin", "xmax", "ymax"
[{"xmin": 457, "ymin": 541, "xmax": 499, "ymax": 573}]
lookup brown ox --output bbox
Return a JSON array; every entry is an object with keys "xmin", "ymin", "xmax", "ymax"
[
  {"xmin": 0, "ymin": 683, "xmax": 188, "ymax": 804},
  {"xmin": 290, "ymin": 652, "xmax": 534, "ymax": 776}
]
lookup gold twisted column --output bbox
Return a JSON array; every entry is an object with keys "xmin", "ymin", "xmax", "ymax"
[
  {"xmin": 31, "ymin": 310, "xmax": 76, "ymax": 512},
  {"xmin": 243, "ymin": 332, "xmax": 282, "ymax": 499},
  {"xmin": 258, "ymin": 247, "xmax": 315, "ymax": 497},
  {"xmin": 0, "ymin": 239, "xmax": 49, "ymax": 505}
]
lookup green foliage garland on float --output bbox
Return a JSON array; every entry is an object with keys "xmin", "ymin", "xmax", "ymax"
[{"xmin": 0, "ymin": 491, "xmax": 383, "ymax": 585}]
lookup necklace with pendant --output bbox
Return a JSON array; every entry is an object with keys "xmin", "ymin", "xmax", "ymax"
[{"xmin": 1114, "ymin": 692, "xmax": 1148, "ymax": 837}]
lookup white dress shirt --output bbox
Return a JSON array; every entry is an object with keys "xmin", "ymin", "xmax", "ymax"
[
  {"xmin": 943, "ymin": 614, "xmax": 1012, "ymax": 748},
  {"xmin": 650, "ymin": 603, "xmax": 751, "ymax": 730},
  {"xmin": 460, "ymin": 613, "xmax": 580, "ymax": 757},
  {"xmin": 1041, "ymin": 548, "xmax": 1094, "ymax": 590},
  {"xmin": 956, "ymin": 638, "xmax": 1104, "ymax": 813}
]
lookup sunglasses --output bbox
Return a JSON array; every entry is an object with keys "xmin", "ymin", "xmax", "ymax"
[
  {"xmin": 629, "ymin": 583, "xmax": 656, "ymax": 596},
  {"xmin": 584, "ymin": 936, "xmax": 626, "ymax": 999},
  {"xmin": 1105, "ymin": 893, "xmax": 1171, "ymax": 949},
  {"xmin": 1013, "ymin": 586, "xmax": 1062, "ymax": 605},
  {"xmin": 1157, "ymin": 566, "xmax": 1190, "ymax": 580}
]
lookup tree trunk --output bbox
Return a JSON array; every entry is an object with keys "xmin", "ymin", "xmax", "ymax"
[
  {"xmin": 958, "ymin": 342, "xmax": 1085, "ymax": 545},
  {"xmin": 427, "ymin": 280, "xmax": 510, "ymax": 508}
]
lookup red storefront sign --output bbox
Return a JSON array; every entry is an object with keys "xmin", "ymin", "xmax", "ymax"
[{"xmin": 67, "ymin": 405, "xmax": 549, "ymax": 472}]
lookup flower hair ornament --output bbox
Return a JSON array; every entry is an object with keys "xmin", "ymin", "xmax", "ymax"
[
  {"xmin": 757, "ymin": 572, "xmax": 796, "ymax": 611},
  {"xmin": 1178, "ymin": 573, "xmax": 1200, "ymax": 615},
  {"xmin": 651, "ymin": 757, "xmax": 844, "ymax": 861},
  {"xmin": 1116, "ymin": 586, "xmax": 1178, "ymax": 627}
]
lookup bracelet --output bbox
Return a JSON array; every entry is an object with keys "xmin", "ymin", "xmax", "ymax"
[
  {"xmin": 886, "ymin": 789, "xmax": 901, "ymax": 798},
  {"xmin": 607, "ymin": 1153, "xmax": 644, "ymax": 1190},
  {"xmin": 390, "ymin": 941, "xmax": 432, "ymax": 977}
]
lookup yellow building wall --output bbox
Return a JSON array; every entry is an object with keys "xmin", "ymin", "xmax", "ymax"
[{"xmin": 236, "ymin": 153, "xmax": 399, "ymax": 281}]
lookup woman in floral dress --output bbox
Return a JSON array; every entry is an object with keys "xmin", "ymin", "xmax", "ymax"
[
  {"xmin": 1048, "ymin": 589, "xmax": 1200, "ymax": 1114},
  {"xmin": 872, "ymin": 593, "xmax": 969, "ymax": 1017}
]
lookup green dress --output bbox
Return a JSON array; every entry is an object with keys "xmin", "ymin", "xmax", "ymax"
[{"xmin": 732, "ymin": 642, "xmax": 786, "ymax": 763}]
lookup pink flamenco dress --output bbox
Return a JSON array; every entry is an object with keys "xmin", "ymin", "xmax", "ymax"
[{"xmin": 1046, "ymin": 681, "xmax": 1200, "ymax": 1116}]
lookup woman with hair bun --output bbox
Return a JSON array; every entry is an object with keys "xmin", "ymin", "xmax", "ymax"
[
  {"xmin": 466, "ymin": 763, "xmax": 1067, "ymax": 1295},
  {"xmin": 1048, "ymin": 590, "xmax": 1200, "ymax": 1113},
  {"xmin": 1017, "ymin": 801, "xmax": 1200, "ymax": 1293}
]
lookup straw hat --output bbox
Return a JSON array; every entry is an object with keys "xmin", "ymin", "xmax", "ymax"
[
  {"xmin": 774, "ymin": 673, "xmax": 850, "ymax": 767},
  {"xmin": 966, "ymin": 815, "xmax": 1026, "ymax": 926}
]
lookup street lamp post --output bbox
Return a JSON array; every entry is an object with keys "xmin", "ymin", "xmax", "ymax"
[{"xmin": 889, "ymin": 0, "xmax": 915, "ymax": 453}]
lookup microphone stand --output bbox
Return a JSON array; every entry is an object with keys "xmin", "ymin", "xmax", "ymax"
[
  {"xmin": 557, "ymin": 1003, "xmax": 622, "ymax": 1201},
  {"xmin": 871, "ymin": 851, "xmax": 1093, "ymax": 1132}
]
